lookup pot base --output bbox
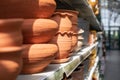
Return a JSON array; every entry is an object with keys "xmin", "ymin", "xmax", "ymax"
[{"xmin": 52, "ymin": 57, "xmax": 70, "ymax": 64}]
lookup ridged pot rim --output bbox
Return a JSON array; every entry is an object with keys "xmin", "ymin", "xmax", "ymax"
[{"xmin": 53, "ymin": 12, "xmax": 73, "ymax": 17}]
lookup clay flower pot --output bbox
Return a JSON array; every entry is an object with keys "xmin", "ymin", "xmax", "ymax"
[
  {"xmin": 0, "ymin": 19, "xmax": 23, "ymax": 47},
  {"xmin": 51, "ymin": 11, "xmax": 73, "ymax": 32},
  {"xmin": 88, "ymin": 32, "xmax": 94, "ymax": 45},
  {"xmin": 21, "ymin": 44, "xmax": 58, "ymax": 74},
  {"xmin": 0, "ymin": 0, "xmax": 56, "ymax": 18},
  {"xmin": 51, "ymin": 32, "xmax": 72, "ymax": 63},
  {"xmin": 0, "ymin": 47, "xmax": 23, "ymax": 80},
  {"xmin": 22, "ymin": 19, "xmax": 58, "ymax": 44}
]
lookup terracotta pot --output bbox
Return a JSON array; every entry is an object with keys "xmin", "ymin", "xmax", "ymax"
[
  {"xmin": 0, "ymin": 19, "xmax": 23, "ymax": 47},
  {"xmin": 88, "ymin": 32, "xmax": 94, "ymax": 45},
  {"xmin": 0, "ymin": 47, "xmax": 23, "ymax": 80},
  {"xmin": 51, "ymin": 32, "xmax": 72, "ymax": 63},
  {"xmin": 51, "ymin": 11, "xmax": 73, "ymax": 32},
  {"xmin": 91, "ymin": 30, "xmax": 97, "ymax": 41},
  {"xmin": 0, "ymin": 0, "xmax": 56, "ymax": 18},
  {"xmin": 56, "ymin": 9, "xmax": 79, "ymax": 25},
  {"xmin": 21, "ymin": 44, "xmax": 58, "ymax": 74},
  {"xmin": 22, "ymin": 19, "xmax": 58, "ymax": 44}
]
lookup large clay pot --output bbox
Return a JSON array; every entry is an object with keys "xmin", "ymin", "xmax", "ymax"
[
  {"xmin": 21, "ymin": 44, "xmax": 58, "ymax": 74},
  {"xmin": 0, "ymin": 19, "xmax": 23, "ymax": 47},
  {"xmin": 51, "ymin": 32, "xmax": 72, "ymax": 63},
  {"xmin": 0, "ymin": 47, "xmax": 23, "ymax": 80},
  {"xmin": 22, "ymin": 19, "xmax": 58, "ymax": 44},
  {"xmin": 51, "ymin": 11, "xmax": 73, "ymax": 32},
  {"xmin": 0, "ymin": 0, "xmax": 56, "ymax": 18}
]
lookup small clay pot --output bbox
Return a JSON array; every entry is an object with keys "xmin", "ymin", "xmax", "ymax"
[
  {"xmin": 51, "ymin": 11, "xmax": 73, "ymax": 32},
  {"xmin": 21, "ymin": 44, "xmax": 58, "ymax": 74},
  {"xmin": 22, "ymin": 19, "xmax": 58, "ymax": 44},
  {"xmin": 88, "ymin": 32, "xmax": 94, "ymax": 45},
  {"xmin": 0, "ymin": 47, "xmax": 23, "ymax": 80},
  {"xmin": 0, "ymin": 0, "xmax": 56, "ymax": 18},
  {"xmin": 0, "ymin": 19, "xmax": 23, "ymax": 47},
  {"xmin": 51, "ymin": 32, "xmax": 72, "ymax": 63}
]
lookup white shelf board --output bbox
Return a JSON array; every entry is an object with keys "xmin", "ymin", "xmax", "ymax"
[{"xmin": 17, "ymin": 42, "xmax": 98, "ymax": 80}]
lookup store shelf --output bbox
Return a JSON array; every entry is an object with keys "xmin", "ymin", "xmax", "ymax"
[
  {"xmin": 17, "ymin": 42, "xmax": 98, "ymax": 80},
  {"xmin": 85, "ymin": 56, "xmax": 99, "ymax": 80}
]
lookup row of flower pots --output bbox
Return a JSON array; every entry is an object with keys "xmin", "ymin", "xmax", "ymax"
[
  {"xmin": 0, "ymin": 19, "xmax": 59, "ymax": 80},
  {"xmin": 0, "ymin": 12, "xmax": 84, "ymax": 80},
  {"xmin": 0, "ymin": 0, "xmax": 84, "ymax": 79},
  {"xmin": 0, "ymin": 0, "xmax": 57, "ymax": 79}
]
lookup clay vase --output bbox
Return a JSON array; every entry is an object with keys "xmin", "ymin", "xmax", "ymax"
[
  {"xmin": 0, "ymin": 0, "xmax": 56, "ymax": 18},
  {"xmin": 22, "ymin": 19, "xmax": 58, "ymax": 44},
  {"xmin": 51, "ymin": 11, "xmax": 73, "ymax": 32},
  {"xmin": 0, "ymin": 47, "xmax": 23, "ymax": 80},
  {"xmin": 21, "ymin": 44, "xmax": 58, "ymax": 74},
  {"xmin": 0, "ymin": 19, "xmax": 23, "ymax": 47},
  {"xmin": 51, "ymin": 32, "xmax": 72, "ymax": 63}
]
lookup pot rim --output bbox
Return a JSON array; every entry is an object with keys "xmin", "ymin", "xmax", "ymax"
[{"xmin": 0, "ymin": 47, "xmax": 23, "ymax": 53}]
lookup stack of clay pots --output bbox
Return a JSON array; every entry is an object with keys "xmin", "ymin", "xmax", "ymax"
[
  {"xmin": 0, "ymin": 19, "xmax": 23, "ymax": 80},
  {"xmin": 0, "ymin": 0, "xmax": 59, "ymax": 76},
  {"xmin": 50, "ymin": 9, "xmax": 81, "ymax": 63}
]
